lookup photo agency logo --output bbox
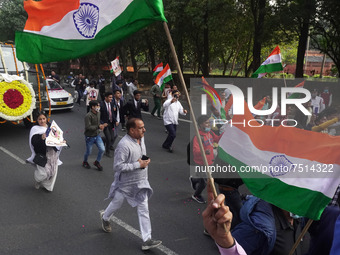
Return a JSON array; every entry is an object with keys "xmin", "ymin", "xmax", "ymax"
[{"xmin": 200, "ymin": 83, "xmax": 312, "ymax": 128}]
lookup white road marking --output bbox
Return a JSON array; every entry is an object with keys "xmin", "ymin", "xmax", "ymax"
[
  {"xmin": 0, "ymin": 146, "xmax": 26, "ymax": 165},
  {"xmin": 110, "ymin": 215, "xmax": 179, "ymax": 255}
]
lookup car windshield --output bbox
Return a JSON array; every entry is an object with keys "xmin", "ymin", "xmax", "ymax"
[{"xmin": 47, "ymin": 80, "xmax": 62, "ymax": 90}]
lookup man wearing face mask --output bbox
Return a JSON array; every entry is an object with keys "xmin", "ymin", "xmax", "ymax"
[
  {"xmin": 82, "ymin": 100, "xmax": 107, "ymax": 171},
  {"xmin": 189, "ymin": 115, "xmax": 221, "ymax": 204}
]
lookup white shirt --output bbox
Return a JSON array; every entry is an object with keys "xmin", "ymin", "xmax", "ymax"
[
  {"xmin": 127, "ymin": 82, "xmax": 137, "ymax": 96},
  {"xmin": 162, "ymin": 98, "xmax": 186, "ymax": 125},
  {"xmin": 115, "ymin": 99, "xmax": 120, "ymax": 123},
  {"xmin": 311, "ymin": 96, "xmax": 325, "ymax": 114}
]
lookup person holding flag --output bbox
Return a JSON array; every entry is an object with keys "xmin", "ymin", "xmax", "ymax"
[
  {"xmin": 150, "ymin": 77, "xmax": 162, "ymax": 119},
  {"xmin": 162, "ymin": 90, "xmax": 187, "ymax": 152}
]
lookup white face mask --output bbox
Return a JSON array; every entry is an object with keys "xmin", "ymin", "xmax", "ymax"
[{"xmin": 95, "ymin": 107, "xmax": 100, "ymax": 112}]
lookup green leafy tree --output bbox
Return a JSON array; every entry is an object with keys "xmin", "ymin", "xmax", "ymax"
[
  {"xmin": 312, "ymin": 0, "xmax": 340, "ymax": 76},
  {"xmin": 0, "ymin": 0, "xmax": 26, "ymax": 42}
]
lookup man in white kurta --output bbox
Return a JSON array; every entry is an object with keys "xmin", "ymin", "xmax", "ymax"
[{"xmin": 100, "ymin": 118, "xmax": 162, "ymax": 251}]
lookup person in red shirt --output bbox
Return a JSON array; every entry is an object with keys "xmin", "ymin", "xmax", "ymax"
[{"xmin": 189, "ymin": 115, "xmax": 222, "ymax": 203}]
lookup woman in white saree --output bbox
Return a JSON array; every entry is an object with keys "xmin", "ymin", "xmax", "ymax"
[{"xmin": 26, "ymin": 112, "xmax": 62, "ymax": 192}]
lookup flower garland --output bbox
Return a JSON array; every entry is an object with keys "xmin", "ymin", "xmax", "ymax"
[{"xmin": 0, "ymin": 75, "xmax": 36, "ymax": 121}]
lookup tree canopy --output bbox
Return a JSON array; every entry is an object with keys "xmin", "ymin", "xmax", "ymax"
[{"xmin": 1, "ymin": 0, "xmax": 339, "ymax": 77}]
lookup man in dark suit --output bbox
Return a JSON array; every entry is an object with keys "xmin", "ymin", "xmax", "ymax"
[
  {"xmin": 123, "ymin": 90, "xmax": 149, "ymax": 120},
  {"xmin": 100, "ymin": 92, "xmax": 117, "ymax": 158},
  {"xmin": 112, "ymin": 89, "xmax": 125, "ymax": 145}
]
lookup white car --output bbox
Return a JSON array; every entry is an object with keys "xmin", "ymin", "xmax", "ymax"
[{"xmin": 44, "ymin": 79, "xmax": 74, "ymax": 111}]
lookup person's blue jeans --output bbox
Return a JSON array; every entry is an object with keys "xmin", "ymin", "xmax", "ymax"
[
  {"xmin": 84, "ymin": 135, "xmax": 105, "ymax": 162},
  {"xmin": 162, "ymin": 124, "xmax": 177, "ymax": 149}
]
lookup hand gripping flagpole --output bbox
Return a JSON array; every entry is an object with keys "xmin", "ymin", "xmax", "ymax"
[{"xmin": 163, "ymin": 22, "xmax": 228, "ymax": 232}]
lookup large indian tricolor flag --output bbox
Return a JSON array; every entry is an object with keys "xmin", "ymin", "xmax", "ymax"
[
  {"xmin": 251, "ymin": 46, "xmax": 284, "ymax": 78},
  {"xmin": 218, "ymin": 102, "xmax": 340, "ymax": 220},
  {"xmin": 15, "ymin": 0, "xmax": 167, "ymax": 63}
]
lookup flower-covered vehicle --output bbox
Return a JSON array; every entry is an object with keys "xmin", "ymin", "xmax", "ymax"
[{"xmin": 0, "ymin": 43, "xmax": 49, "ymax": 127}]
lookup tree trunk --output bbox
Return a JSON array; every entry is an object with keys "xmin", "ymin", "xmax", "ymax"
[
  {"xmin": 145, "ymin": 30, "xmax": 155, "ymax": 70},
  {"xmin": 295, "ymin": 0, "xmax": 313, "ymax": 78},
  {"xmin": 244, "ymin": 36, "xmax": 253, "ymax": 77},
  {"xmin": 251, "ymin": 0, "xmax": 266, "ymax": 72},
  {"xmin": 202, "ymin": 4, "xmax": 210, "ymax": 77},
  {"xmin": 119, "ymin": 47, "xmax": 127, "ymax": 78},
  {"xmin": 177, "ymin": 35, "xmax": 184, "ymax": 73},
  {"xmin": 319, "ymin": 54, "xmax": 326, "ymax": 78},
  {"xmin": 229, "ymin": 45, "xmax": 241, "ymax": 76}
]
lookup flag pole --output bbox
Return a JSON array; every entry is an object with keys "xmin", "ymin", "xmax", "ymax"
[
  {"xmin": 282, "ymin": 64, "xmax": 287, "ymax": 87},
  {"xmin": 162, "ymin": 22, "xmax": 219, "ymax": 199},
  {"xmin": 288, "ymin": 218, "xmax": 313, "ymax": 255}
]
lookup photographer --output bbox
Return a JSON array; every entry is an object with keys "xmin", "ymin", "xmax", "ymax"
[{"xmin": 162, "ymin": 90, "xmax": 187, "ymax": 153}]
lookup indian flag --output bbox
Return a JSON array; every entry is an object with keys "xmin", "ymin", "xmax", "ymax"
[
  {"xmin": 288, "ymin": 81, "xmax": 306, "ymax": 99},
  {"xmin": 201, "ymin": 77, "xmax": 226, "ymax": 119},
  {"xmin": 155, "ymin": 64, "xmax": 172, "ymax": 91},
  {"xmin": 153, "ymin": 62, "xmax": 163, "ymax": 76},
  {"xmin": 218, "ymin": 102, "xmax": 340, "ymax": 220},
  {"xmin": 15, "ymin": 0, "xmax": 167, "ymax": 64},
  {"xmin": 252, "ymin": 46, "xmax": 283, "ymax": 78}
]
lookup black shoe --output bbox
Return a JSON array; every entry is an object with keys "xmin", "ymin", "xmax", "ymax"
[
  {"xmin": 109, "ymin": 146, "xmax": 115, "ymax": 151},
  {"xmin": 151, "ymin": 113, "xmax": 156, "ymax": 117},
  {"xmin": 94, "ymin": 161, "xmax": 103, "ymax": 171},
  {"xmin": 105, "ymin": 152, "xmax": 112, "ymax": 158},
  {"xmin": 191, "ymin": 194, "xmax": 206, "ymax": 204},
  {"xmin": 142, "ymin": 239, "xmax": 162, "ymax": 251},
  {"xmin": 82, "ymin": 161, "xmax": 90, "ymax": 169}
]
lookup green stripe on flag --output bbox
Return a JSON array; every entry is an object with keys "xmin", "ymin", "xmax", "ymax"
[
  {"xmin": 163, "ymin": 74, "xmax": 173, "ymax": 84},
  {"xmin": 218, "ymin": 147, "xmax": 331, "ymax": 220},
  {"xmin": 251, "ymin": 63, "xmax": 283, "ymax": 78},
  {"xmin": 16, "ymin": 0, "xmax": 167, "ymax": 63}
]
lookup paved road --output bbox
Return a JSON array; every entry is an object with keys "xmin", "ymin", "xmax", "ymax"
[{"xmin": 0, "ymin": 100, "xmax": 227, "ymax": 255}]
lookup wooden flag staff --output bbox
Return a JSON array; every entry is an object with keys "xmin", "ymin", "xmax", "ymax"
[{"xmin": 162, "ymin": 21, "xmax": 223, "ymax": 223}]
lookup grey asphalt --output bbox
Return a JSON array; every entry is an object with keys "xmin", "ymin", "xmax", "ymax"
[{"xmin": 0, "ymin": 99, "xmax": 229, "ymax": 255}]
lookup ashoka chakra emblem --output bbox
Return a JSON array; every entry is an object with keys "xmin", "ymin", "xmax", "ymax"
[
  {"xmin": 269, "ymin": 155, "xmax": 293, "ymax": 177},
  {"xmin": 73, "ymin": 3, "xmax": 99, "ymax": 38}
]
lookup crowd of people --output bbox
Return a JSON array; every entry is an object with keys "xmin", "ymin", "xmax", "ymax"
[
  {"xmin": 25, "ymin": 72, "xmax": 340, "ymax": 253},
  {"xmin": 25, "ymin": 72, "xmax": 189, "ymax": 251}
]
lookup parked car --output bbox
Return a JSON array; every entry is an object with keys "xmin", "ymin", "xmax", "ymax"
[{"xmin": 44, "ymin": 79, "xmax": 74, "ymax": 111}]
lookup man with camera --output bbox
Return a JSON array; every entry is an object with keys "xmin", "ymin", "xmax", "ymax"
[
  {"xmin": 100, "ymin": 118, "xmax": 162, "ymax": 251},
  {"xmin": 162, "ymin": 90, "xmax": 187, "ymax": 152}
]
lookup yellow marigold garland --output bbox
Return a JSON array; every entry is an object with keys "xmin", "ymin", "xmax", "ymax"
[{"xmin": 0, "ymin": 79, "xmax": 36, "ymax": 121}]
